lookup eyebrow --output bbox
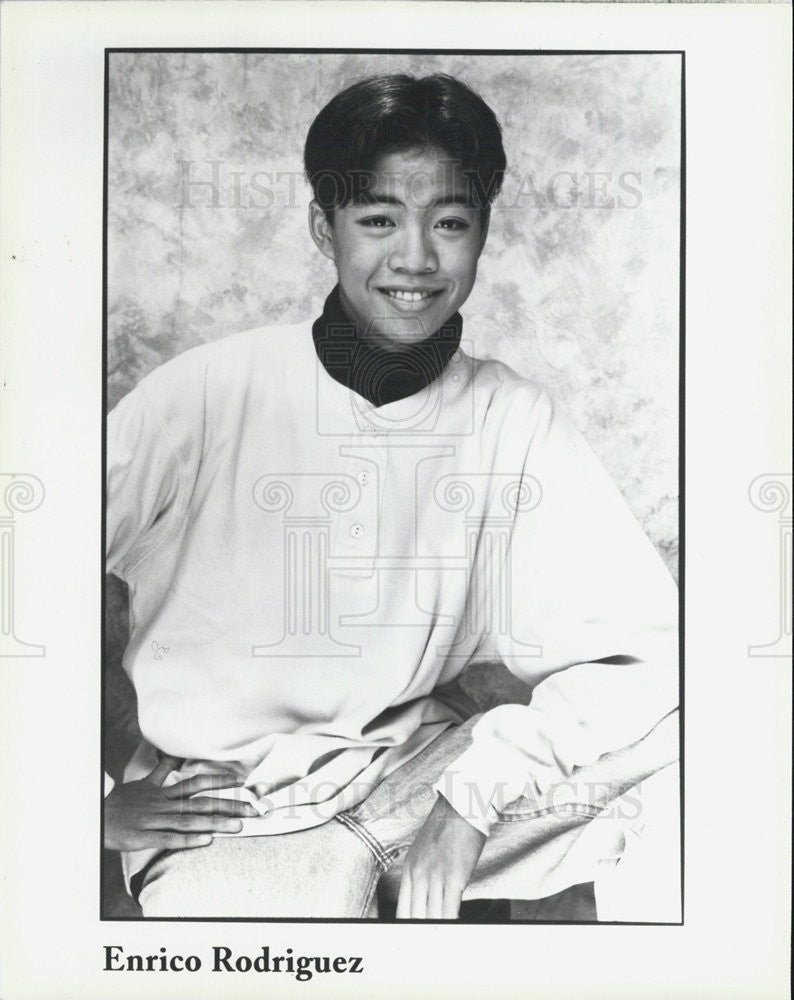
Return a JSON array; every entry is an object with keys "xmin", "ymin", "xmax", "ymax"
[{"xmin": 350, "ymin": 192, "xmax": 477, "ymax": 209}]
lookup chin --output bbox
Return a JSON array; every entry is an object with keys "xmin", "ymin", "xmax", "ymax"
[{"xmin": 372, "ymin": 329, "xmax": 430, "ymax": 351}]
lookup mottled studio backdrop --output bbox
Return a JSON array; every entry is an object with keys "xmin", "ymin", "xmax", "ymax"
[{"xmin": 105, "ymin": 51, "xmax": 681, "ymax": 780}]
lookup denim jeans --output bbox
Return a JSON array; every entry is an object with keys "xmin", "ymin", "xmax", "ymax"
[{"xmin": 137, "ymin": 710, "xmax": 680, "ymax": 921}]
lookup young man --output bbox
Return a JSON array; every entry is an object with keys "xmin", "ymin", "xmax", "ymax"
[{"xmin": 104, "ymin": 73, "xmax": 680, "ymax": 920}]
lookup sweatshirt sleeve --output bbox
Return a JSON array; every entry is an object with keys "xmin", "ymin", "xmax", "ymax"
[
  {"xmin": 434, "ymin": 387, "xmax": 679, "ymax": 834},
  {"xmin": 106, "ymin": 350, "xmax": 208, "ymax": 580}
]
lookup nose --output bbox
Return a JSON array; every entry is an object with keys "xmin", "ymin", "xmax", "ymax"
[{"xmin": 387, "ymin": 223, "xmax": 438, "ymax": 274}]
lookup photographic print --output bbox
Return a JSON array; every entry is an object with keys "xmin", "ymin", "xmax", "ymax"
[
  {"xmin": 103, "ymin": 49, "xmax": 683, "ymax": 925},
  {"xmin": 1, "ymin": 3, "xmax": 789, "ymax": 997}
]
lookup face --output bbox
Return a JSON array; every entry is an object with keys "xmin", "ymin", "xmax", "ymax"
[{"xmin": 309, "ymin": 147, "xmax": 489, "ymax": 350}]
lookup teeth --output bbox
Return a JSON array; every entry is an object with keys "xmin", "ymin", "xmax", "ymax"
[{"xmin": 383, "ymin": 289, "xmax": 435, "ymax": 302}]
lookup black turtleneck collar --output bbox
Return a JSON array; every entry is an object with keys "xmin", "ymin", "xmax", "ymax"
[{"xmin": 312, "ymin": 285, "xmax": 462, "ymax": 407}]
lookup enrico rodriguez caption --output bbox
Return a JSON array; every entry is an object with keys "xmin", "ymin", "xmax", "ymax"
[{"xmin": 103, "ymin": 944, "xmax": 364, "ymax": 980}]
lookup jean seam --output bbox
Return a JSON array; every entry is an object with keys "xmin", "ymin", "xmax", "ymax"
[
  {"xmin": 334, "ymin": 812, "xmax": 391, "ymax": 871},
  {"xmin": 494, "ymin": 803, "xmax": 603, "ymax": 824},
  {"xmin": 357, "ymin": 865, "xmax": 383, "ymax": 919}
]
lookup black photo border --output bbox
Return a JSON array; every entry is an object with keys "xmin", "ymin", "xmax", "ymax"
[{"xmin": 100, "ymin": 46, "xmax": 686, "ymax": 926}]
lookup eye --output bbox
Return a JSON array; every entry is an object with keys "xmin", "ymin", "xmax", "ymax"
[
  {"xmin": 435, "ymin": 217, "xmax": 470, "ymax": 232},
  {"xmin": 357, "ymin": 216, "xmax": 396, "ymax": 229}
]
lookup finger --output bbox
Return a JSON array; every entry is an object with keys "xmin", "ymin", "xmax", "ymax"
[
  {"xmin": 136, "ymin": 831, "xmax": 215, "ymax": 850},
  {"xmin": 441, "ymin": 881, "xmax": 464, "ymax": 920},
  {"xmin": 396, "ymin": 872, "xmax": 412, "ymax": 920},
  {"xmin": 142, "ymin": 813, "xmax": 245, "ymax": 835},
  {"xmin": 410, "ymin": 876, "xmax": 428, "ymax": 920},
  {"xmin": 171, "ymin": 796, "xmax": 258, "ymax": 818},
  {"xmin": 146, "ymin": 755, "xmax": 184, "ymax": 786},
  {"xmin": 426, "ymin": 879, "xmax": 444, "ymax": 920},
  {"xmin": 164, "ymin": 774, "xmax": 246, "ymax": 798}
]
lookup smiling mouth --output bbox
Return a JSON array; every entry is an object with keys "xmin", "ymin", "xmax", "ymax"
[{"xmin": 378, "ymin": 288, "xmax": 443, "ymax": 303}]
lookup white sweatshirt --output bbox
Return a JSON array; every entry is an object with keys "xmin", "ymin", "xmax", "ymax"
[{"xmin": 107, "ymin": 319, "xmax": 678, "ymax": 868}]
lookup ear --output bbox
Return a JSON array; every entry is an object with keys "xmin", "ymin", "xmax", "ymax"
[{"xmin": 308, "ymin": 200, "xmax": 337, "ymax": 262}]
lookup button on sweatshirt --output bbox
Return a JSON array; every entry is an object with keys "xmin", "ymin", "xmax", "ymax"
[{"xmin": 107, "ymin": 317, "xmax": 678, "ymax": 879}]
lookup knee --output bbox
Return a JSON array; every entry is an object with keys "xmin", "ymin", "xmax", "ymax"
[{"xmin": 594, "ymin": 763, "xmax": 681, "ymax": 922}]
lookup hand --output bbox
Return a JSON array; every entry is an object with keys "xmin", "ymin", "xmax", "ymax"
[
  {"xmin": 104, "ymin": 755, "xmax": 258, "ymax": 852},
  {"xmin": 396, "ymin": 793, "xmax": 487, "ymax": 919}
]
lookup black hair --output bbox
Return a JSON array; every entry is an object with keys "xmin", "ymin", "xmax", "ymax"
[{"xmin": 304, "ymin": 73, "xmax": 507, "ymax": 216}]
